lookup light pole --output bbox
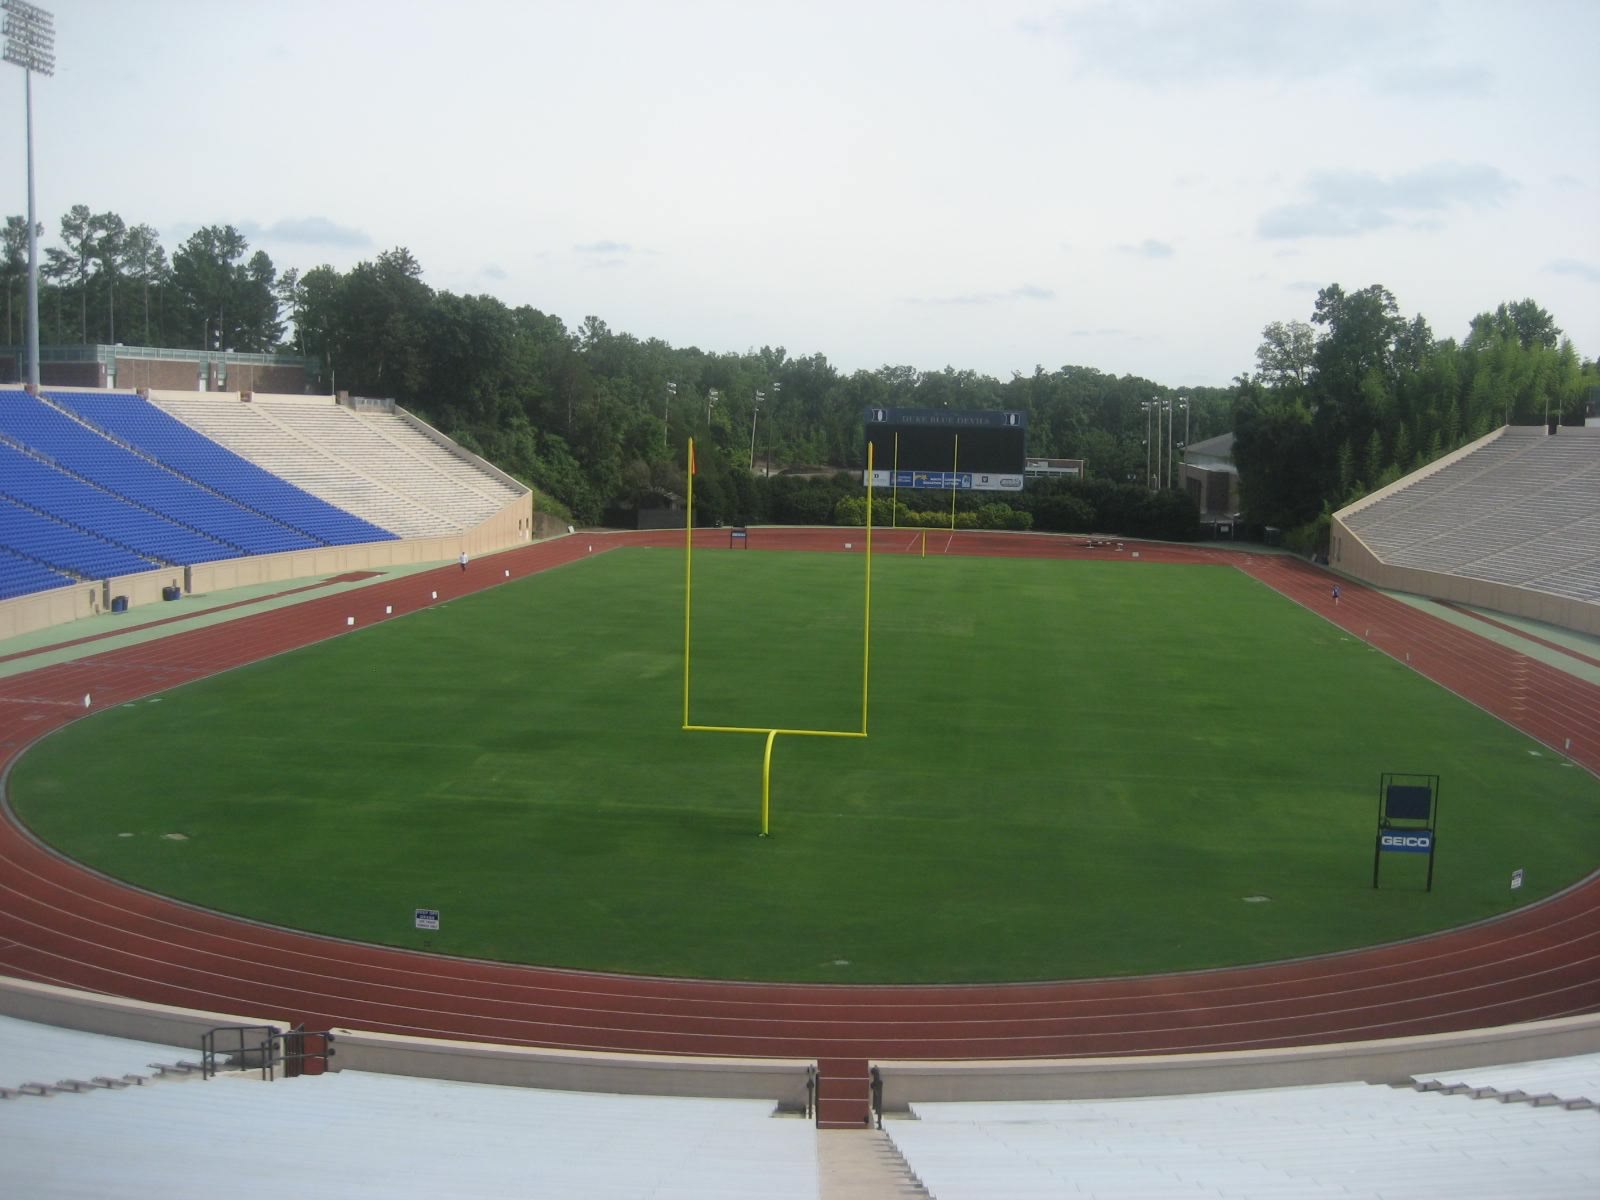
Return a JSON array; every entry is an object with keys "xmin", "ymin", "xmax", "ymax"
[
  {"xmin": 750, "ymin": 390, "xmax": 764, "ymax": 471},
  {"xmin": 1158, "ymin": 401, "xmax": 1171, "ymax": 489},
  {"xmin": 705, "ymin": 387, "xmax": 718, "ymax": 427},
  {"xmin": 663, "ymin": 381, "xmax": 676, "ymax": 446},
  {"xmin": 767, "ymin": 382, "xmax": 780, "ymax": 476},
  {"xmin": 3, "ymin": 0, "xmax": 54, "ymax": 390},
  {"xmin": 1176, "ymin": 397, "xmax": 1190, "ymax": 492},
  {"xmin": 1141, "ymin": 401, "xmax": 1153, "ymax": 491}
]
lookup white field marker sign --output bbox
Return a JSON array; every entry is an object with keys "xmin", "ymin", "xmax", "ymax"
[{"xmin": 1511, "ymin": 868, "xmax": 1524, "ymax": 890}]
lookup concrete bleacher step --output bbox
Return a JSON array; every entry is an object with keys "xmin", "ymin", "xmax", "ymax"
[
  {"xmin": 147, "ymin": 1060, "xmax": 206, "ymax": 1079},
  {"xmin": 818, "ymin": 1128, "xmax": 931, "ymax": 1200},
  {"xmin": 1407, "ymin": 1076, "xmax": 1600, "ymax": 1113},
  {"xmin": 817, "ymin": 1057, "xmax": 874, "ymax": 1128}
]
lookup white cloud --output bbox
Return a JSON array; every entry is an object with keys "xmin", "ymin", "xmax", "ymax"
[
  {"xmin": 1118, "ymin": 239, "xmax": 1175, "ymax": 259},
  {"xmin": 1022, "ymin": 0, "xmax": 1433, "ymax": 85},
  {"xmin": 242, "ymin": 217, "xmax": 372, "ymax": 248},
  {"xmin": 1546, "ymin": 259, "xmax": 1600, "ymax": 285},
  {"xmin": 908, "ymin": 284, "xmax": 1057, "ymax": 306},
  {"xmin": 1259, "ymin": 163, "xmax": 1517, "ymax": 239}
]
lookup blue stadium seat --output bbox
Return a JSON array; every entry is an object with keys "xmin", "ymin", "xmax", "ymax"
[
  {"xmin": 0, "ymin": 545, "xmax": 76, "ymax": 601},
  {"xmin": 44, "ymin": 391, "xmax": 398, "ymax": 546},
  {"xmin": 3, "ymin": 392, "xmax": 320, "ymax": 555},
  {"xmin": 0, "ymin": 495, "xmax": 158, "ymax": 580},
  {"xmin": 0, "ymin": 442, "xmax": 220, "ymax": 568}
]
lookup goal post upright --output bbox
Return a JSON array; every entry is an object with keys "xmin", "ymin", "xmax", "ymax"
[
  {"xmin": 863, "ymin": 438, "xmax": 874, "ymax": 736},
  {"xmin": 681, "ymin": 435, "xmax": 874, "ymax": 834},
  {"xmin": 950, "ymin": 433, "xmax": 959, "ymax": 532},
  {"xmin": 682, "ymin": 437, "xmax": 696, "ymax": 729}
]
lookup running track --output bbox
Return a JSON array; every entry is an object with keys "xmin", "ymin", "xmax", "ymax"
[{"xmin": 1, "ymin": 529, "xmax": 1597, "ymax": 1060}]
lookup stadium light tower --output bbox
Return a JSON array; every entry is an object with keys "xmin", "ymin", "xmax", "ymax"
[
  {"xmin": 705, "ymin": 387, "xmax": 718, "ymax": 427},
  {"xmin": 663, "ymin": 381, "xmax": 676, "ymax": 446},
  {"xmin": 3, "ymin": 0, "xmax": 53, "ymax": 390},
  {"xmin": 1140, "ymin": 401, "xmax": 1153, "ymax": 491},
  {"xmin": 750, "ymin": 390, "xmax": 764, "ymax": 471},
  {"xmin": 1158, "ymin": 401, "xmax": 1171, "ymax": 489},
  {"xmin": 767, "ymin": 381, "xmax": 780, "ymax": 476},
  {"xmin": 1178, "ymin": 397, "xmax": 1190, "ymax": 490}
]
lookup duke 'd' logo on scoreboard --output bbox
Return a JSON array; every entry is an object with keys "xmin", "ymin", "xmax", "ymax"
[{"xmin": 1379, "ymin": 831, "xmax": 1432, "ymax": 853}]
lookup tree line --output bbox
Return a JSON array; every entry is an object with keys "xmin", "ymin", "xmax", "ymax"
[
  {"xmin": 6, "ymin": 204, "xmax": 1594, "ymax": 540},
  {"xmin": 1233, "ymin": 285, "xmax": 1595, "ymax": 548},
  {"xmin": 3, "ymin": 209, "xmax": 282, "ymax": 353}
]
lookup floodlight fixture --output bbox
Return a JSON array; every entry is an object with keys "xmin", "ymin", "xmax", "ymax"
[
  {"xmin": 4, "ymin": 0, "xmax": 53, "ymax": 390},
  {"xmin": 3, "ymin": 0, "xmax": 54, "ymax": 72}
]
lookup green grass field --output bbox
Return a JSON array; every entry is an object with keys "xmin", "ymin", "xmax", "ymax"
[{"xmin": 10, "ymin": 547, "xmax": 1599, "ymax": 983}]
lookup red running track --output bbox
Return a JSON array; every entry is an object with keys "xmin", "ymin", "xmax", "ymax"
[{"xmin": 1, "ymin": 530, "xmax": 1597, "ymax": 1059}]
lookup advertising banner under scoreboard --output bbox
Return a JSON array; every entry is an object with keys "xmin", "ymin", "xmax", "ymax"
[{"xmin": 865, "ymin": 469, "xmax": 1025, "ymax": 492}]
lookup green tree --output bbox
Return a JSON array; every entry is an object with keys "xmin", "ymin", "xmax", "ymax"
[
  {"xmin": 43, "ymin": 204, "xmax": 96, "ymax": 342},
  {"xmin": 1230, "ymin": 379, "xmax": 1322, "ymax": 528},
  {"xmin": 2, "ymin": 215, "xmax": 42, "ymax": 346},
  {"xmin": 170, "ymin": 224, "xmax": 250, "ymax": 349},
  {"xmin": 1255, "ymin": 319, "xmax": 1316, "ymax": 391},
  {"xmin": 334, "ymin": 248, "xmax": 432, "ymax": 399},
  {"xmin": 121, "ymin": 223, "xmax": 168, "ymax": 346},
  {"xmin": 89, "ymin": 211, "xmax": 127, "ymax": 344}
]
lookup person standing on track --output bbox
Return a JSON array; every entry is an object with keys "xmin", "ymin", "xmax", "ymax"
[
  {"xmin": 459, "ymin": 550, "xmax": 469, "ymax": 572},
  {"xmin": 1332, "ymin": 584, "xmax": 1341, "ymax": 605}
]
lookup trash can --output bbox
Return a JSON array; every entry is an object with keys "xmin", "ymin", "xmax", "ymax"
[
  {"xmin": 111, "ymin": 595, "xmax": 128, "ymax": 613},
  {"xmin": 162, "ymin": 585, "xmax": 181, "ymax": 601}
]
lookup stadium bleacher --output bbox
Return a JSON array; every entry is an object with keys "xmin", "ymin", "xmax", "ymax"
[
  {"xmin": 0, "ymin": 1021, "xmax": 820, "ymax": 1199},
  {"xmin": 893, "ymin": 1076, "xmax": 1600, "ymax": 1198},
  {"xmin": 42, "ymin": 391, "xmax": 398, "ymax": 549},
  {"xmin": 1341, "ymin": 427, "xmax": 1600, "ymax": 603},
  {"xmin": 256, "ymin": 400, "xmax": 518, "ymax": 531},
  {"xmin": 153, "ymin": 396, "xmax": 464, "ymax": 540},
  {"xmin": 2, "ymin": 391, "xmax": 320, "ymax": 557}
]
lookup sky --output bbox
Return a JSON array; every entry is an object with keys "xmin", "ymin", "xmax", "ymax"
[{"xmin": 2, "ymin": 0, "xmax": 1597, "ymax": 388}]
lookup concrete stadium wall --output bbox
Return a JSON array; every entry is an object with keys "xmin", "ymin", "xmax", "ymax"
[
  {"xmin": 9, "ymin": 966, "xmax": 1595, "ymax": 1106},
  {"xmin": 0, "ymin": 501, "xmax": 533, "ymax": 641},
  {"xmin": 328, "ymin": 1028, "xmax": 813, "ymax": 1109},
  {"xmin": 876, "ymin": 1012, "xmax": 1600, "ymax": 1109},
  {"xmin": 111, "ymin": 357, "xmax": 203, "ymax": 392},
  {"xmin": 1332, "ymin": 517, "xmax": 1600, "ymax": 636},
  {"xmin": 0, "ymin": 975, "xmax": 286, "ymax": 1052}
]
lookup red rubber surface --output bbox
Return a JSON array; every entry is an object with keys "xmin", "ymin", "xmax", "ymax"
[{"xmin": 2, "ymin": 529, "xmax": 1597, "ymax": 1059}]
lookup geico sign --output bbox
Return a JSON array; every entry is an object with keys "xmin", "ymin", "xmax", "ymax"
[{"xmin": 1380, "ymin": 832, "xmax": 1432, "ymax": 852}]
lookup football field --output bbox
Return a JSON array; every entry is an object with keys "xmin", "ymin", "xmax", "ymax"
[{"xmin": 9, "ymin": 547, "xmax": 1598, "ymax": 983}]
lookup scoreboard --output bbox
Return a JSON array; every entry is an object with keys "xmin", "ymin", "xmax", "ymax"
[{"xmin": 864, "ymin": 408, "xmax": 1027, "ymax": 493}]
